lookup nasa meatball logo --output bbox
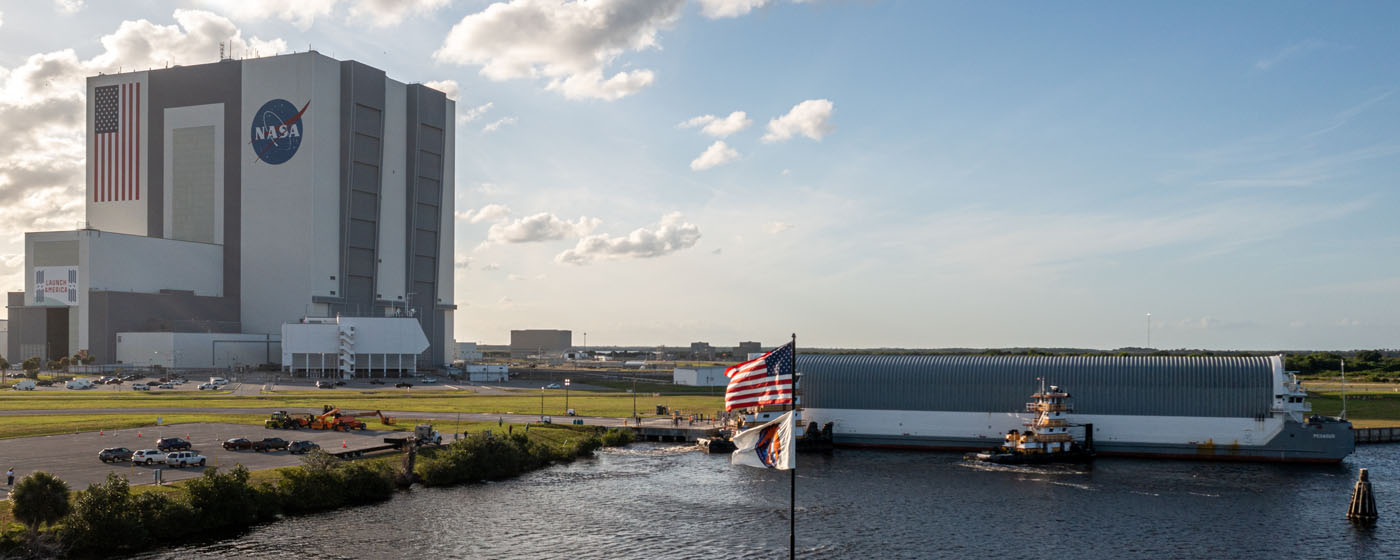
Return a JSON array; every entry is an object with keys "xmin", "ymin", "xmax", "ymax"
[{"xmin": 249, "ymin": 99, "xmax": 309, "ymax": 165}]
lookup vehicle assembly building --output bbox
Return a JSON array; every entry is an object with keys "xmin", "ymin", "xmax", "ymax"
[{"xmin": 5, "ymin": 51, "xmax": 457, "ymax": 371}]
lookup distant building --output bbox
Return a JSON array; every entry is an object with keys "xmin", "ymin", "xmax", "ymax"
[
  {"xmin": 736, "ymin": 341, "xmax": 761, "ymax": 356},
  {"xmin": 465, "ymin": 364, "xmax": 508, "ymax": 382},
  {"xmin": 454, "ymin": 341, "xmax": 483, "ymax": 363},
  {"xmin": 281, "ymin": 317, "xmax": 428, "ymax": 376},
  {"xmin": 674, "ymin": 365, "xmax": 728, "ymax": 386},
  {"xmin": 689, "ymin": 341, "xmax": 715, "ymax": 360},
  {"xmin": 510, "ymin": 329, "xmax": 572, "ymax": 358},
  {"xmin": 0, "ymin": 319, "xmax": 7, "ymax": 363}
]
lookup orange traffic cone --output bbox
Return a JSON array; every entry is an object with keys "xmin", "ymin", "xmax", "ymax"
[
  {"xmin": 342, "ymin": 440, "xmax": 347, "ymax": 448},
  {"xmin": 137, "ymin": 431, "xmax": 142, "ymax": 438},
  {"xmin": 100, "ymin": 429, "xmax": 104, "ymax": 435}
]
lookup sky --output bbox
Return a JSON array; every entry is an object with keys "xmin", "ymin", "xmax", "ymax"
[{"xmin": 0, "ymin": 1, "xmax": 1398, "ymax": 351}]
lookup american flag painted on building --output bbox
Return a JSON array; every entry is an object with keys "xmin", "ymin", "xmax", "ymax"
[
  {"xmin": 93, "ymin": 82, "xmax": 140, "ymax": 202},
  {"xmin": 724, "ymin": 341, "xmax": 796, "ymax": 411}
]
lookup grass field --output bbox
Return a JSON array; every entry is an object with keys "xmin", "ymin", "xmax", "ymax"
[{"xmin": 0, "ymin": 390, "xmax": 724, "ymax": 418}]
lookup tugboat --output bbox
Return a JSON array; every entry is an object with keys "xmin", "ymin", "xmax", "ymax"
[{"xmin": 969, "ymin": 381, "xmax": 1094, "ymax": 465}]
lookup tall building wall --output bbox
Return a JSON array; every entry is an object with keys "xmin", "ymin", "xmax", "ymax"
[{"xmin": 17, "ymin": 51, "xmax": 458, "ymax": 364}]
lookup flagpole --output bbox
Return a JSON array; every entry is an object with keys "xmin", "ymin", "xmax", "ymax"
[{"xmin": 789, "ymin": 332, "xmax": 796, "ymax": 560}]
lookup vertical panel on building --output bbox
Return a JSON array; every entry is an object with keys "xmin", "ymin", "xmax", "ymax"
[
  {"xmin": 85, "ymin": 72, "xmax": 150, "ymax": 235},
  {"xmin": 338, "ymin": 61, "xmax": 386, "ymax": 318},
  {"xmin": 438, "ymin": 96, "xmax": 455, "ymax": 328},
  {"xmin": 404, "ymin": 84, "xmax": 447, "ymax": 365},
  {"xmin": 377, "ymin": 80, "xmax": 408, "ymax": 306}
]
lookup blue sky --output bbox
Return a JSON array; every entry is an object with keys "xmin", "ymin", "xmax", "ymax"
[{"xmin": 1, "ymin": 1, "xmax": 1397, "ymax": 350}]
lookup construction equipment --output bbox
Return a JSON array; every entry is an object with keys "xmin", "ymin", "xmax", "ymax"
[
  {"xmin": 383, "ymin": 424, "xmax": 442, "ymax": 448},
  {"xmin": 308, "ymin": 407, "xmax": 393, "ymax": 431},
  {"xmin": 265, "ymin": 411, "xmax": 313, "ymax": 429}
]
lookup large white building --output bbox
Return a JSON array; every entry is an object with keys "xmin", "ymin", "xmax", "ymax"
[{"xmin": 5, "ymin": 51, "xmax": 457, "ymax": 369}]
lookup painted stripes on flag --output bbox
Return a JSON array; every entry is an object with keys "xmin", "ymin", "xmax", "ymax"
[
  {"xmin": 94, "ymin": 82, "xmax": 140, "ymax": 202},
  {"xmin": 724, "ymin": 341, "xmax": 795, "ymax": 411}
]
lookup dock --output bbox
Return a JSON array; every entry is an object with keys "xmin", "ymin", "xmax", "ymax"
[
  {"xmin": 628, "ymin": 426, "xmax": 721, "ymax": 443},
  {"xmin": 1353, "ymin": 426, "xmax": 1400, "ymax": 444}
]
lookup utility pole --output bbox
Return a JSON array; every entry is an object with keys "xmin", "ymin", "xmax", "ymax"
[{"xmin": 1146, "ymin": 313, "xmax": 1152, "ymax": 350}]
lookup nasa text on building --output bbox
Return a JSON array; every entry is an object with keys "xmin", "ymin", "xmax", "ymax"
[{"xmin": 5, "ymin": 51, "xmax": 457, "ymax": 371}]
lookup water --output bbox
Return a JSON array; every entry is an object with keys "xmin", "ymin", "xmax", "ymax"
[{"xmin": 146, "ymin": 445, "xmax": 1399, "ymax": 559}]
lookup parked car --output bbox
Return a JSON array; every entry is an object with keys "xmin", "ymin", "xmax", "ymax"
[
  {"xmin": 315, "ymin": 380, "xmax": 332, "ymax": 389},
  {"xmin": 423, "ymin": 378, "xmax": 438, "ymax": 384},
  {"xmin": 166, "ymin": 451, "xmax": 207, "ymax": 468},
  {"xmin": 132, "ymin": 384, "xmax": 151, "ymax": 391},
  {"xmin": 158, "ymin": 383, "xmax": 174, "ymax": 389},
  {"xmin": 11, "ymin": 380, "xmax": 36, "ymax": 391},
  {"xmin": 223, "ymin": 437, "xmax": 253, "ymax": 451},
  {"xmin": 395, "ymin": 382, "xmax": 413, "ymax": 388},
  {"xmin": 132, "ymin": 449, "xmax": 167, "ymax": 465},
  {"xmin": 253, "ymin": 437, "xmax": 289, "ymax": 452},
  {"xmin": 98, "ymin": 447, "xmax": 134, "ymax": 462},
  {"xmin": 145, "ymin": 381, "xmax": 162, "ymax": 386},
  {"xmin": 197, "ymin": 383, "xmax": 218, "ymax": 390},
  {"xmin": 288, "ymin": 441, "xmax": 321, "ymax": 454},
  {"xmin": 156, "ymin": 437, "xmax": 192, "ymax": 452},
  {"xmin": 334, "ymin": 380, "xmax": 347, "ymax": 386},
  {"xmin": 546, "ymin": 383, "xmax": 561, "ymax": 389},
  {"xmin": 369, "ymin": 379, "xmax": 385, "ymax": 385}
]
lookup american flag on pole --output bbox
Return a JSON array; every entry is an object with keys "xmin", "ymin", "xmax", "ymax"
[
  {"xmin": 93, "ymin": 82, "xmax": 140, "ymax": 202},
  {"xmin": 724, "ymin": 342, "xmax": 795, "ymax": 411}
]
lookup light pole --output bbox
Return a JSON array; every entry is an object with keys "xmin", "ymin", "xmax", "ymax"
[
  {"xmin": 631, "ymin": 377, "xmax": 637, "ymax": 423},
  {"xmin": 540, "ymin": 386, "xmax": 545, "ymax": 419},
  {"xmin": 1146, "ymin": 313, "xmax": 1152, "ymax": 350}
]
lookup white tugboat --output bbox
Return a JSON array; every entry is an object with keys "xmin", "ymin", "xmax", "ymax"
[{"xmin": 970, "ymin": 380, "xmax": 1095, "ymax": 464}]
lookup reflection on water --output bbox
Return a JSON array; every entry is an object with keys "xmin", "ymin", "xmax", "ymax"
[{"xmin": 143, "ymin": 444, "xmax": 1399, "ymax": 559}]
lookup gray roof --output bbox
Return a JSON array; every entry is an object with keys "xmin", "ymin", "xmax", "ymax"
[{"xmin": 798, "ymin": 354, "xmax": 1275, "ymax": 418}]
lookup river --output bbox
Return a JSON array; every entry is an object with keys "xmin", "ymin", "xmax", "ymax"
[{"xmin": 143, "ymin": 444, "xmax": 1398, "ymax": 559}]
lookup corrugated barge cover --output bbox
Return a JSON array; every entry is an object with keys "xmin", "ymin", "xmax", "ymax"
[{"xmin": 798, "ymin": 355, "xmax": 1275, "ymax": 418}]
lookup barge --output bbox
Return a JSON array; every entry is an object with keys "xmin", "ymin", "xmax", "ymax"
[{"xmin": 796, "ymin": 354, "xmax": 1353, "ymax": 463}]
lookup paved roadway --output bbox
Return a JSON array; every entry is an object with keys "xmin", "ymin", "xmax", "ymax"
[{"xmin": 0, "ymin": 423, "xmax": 404, "ymax": 499}]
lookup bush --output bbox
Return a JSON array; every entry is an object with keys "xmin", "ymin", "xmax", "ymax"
[
  {"xmin": 129, "ymin": 491, "xmax": 196, "ymax": 541},
  {"xmin": 184, "ymin": 466, "xmax": 260, "ymax": 531},
  {"xmin": 62, "ymin": 473, "xmax": 144, "ymax": 554},
  {"xmin": 601, "ymin": 428, "xmax": 634, "ymax": 447},
  {"xmin": 11, "ymin": 471, "xmax": 71, "ymax": 530}
]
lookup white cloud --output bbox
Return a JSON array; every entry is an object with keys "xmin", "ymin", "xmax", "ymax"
[
  {"xmin": 482, "ymin": 263, "xmax": 501, "ymax": 271},
  {"xmin": 483, "ymin": 116, "xmax": 516, "ymax": 133},
  {"xmin": 690, "ymin": 140, "xmax": 740, "ymax": 171},
  {"xmin": 679, "ymin": 111, "xmax": 752, "ymax": 138},
  {"xmin": 1256, "ymin": 39, "xmax": 1328, "ymax": 71},
  {"xmin": 476, "ymin": 182, "xmax": 507, "ymax": 196},
  {"xmin": 765, "ymin": 221, "xmax": 793, "ymax": 234},
  {"xmin": 424, "ymin": 79, "xmax": 458, "ymax": 100},
  {"xmin": 348, "ymin": 0, "xmax": 451, "ymax": 27},
  {"xmin": 486, "ymin": 213, "xmax": 601, "ymax": 244},
  {"xmin": 433, "ymin": 0, "xmax": 685, "ymax": 100},
  {"xmin": 455, "ymin": 254, "xmax": 473, "ymax": 269},
  {"xmin": 762, "ymin": 99, "xmax": 835, "ymax": 143},
  {"xmin": 555, "ymin": 212, "xmax": 701, "ymax": 265},
  {"xmin": 457, "ymin": 204, "xmax": 512, "ymax": 223},
  {"xmin": 192, "ymin": 0, "xmax": 336, "ymax": 30},
  {"xmin": 54, "ymin": 1, "xmax": 83, "ymax": 14},
  {"xmin": 696, "ymin": 0, "xmax": 771, "ymax": 19},
  {"xmin": 0, "ymin": 11, "xmax": 4, "ymax": 28},
  {"xmin": 0, "ymin": 10, "xmax": 287, "ymax": 295},
  {"xmin": 506, "ymin": 273, "xmax": 525, "ymax": 281},
  {"xmin": 780, "ymin": 169, "xmax": 791, "ymax": 176},
  {"xmin": 461, "ymin": 101, "xmax": 494, "ymax": 123}
]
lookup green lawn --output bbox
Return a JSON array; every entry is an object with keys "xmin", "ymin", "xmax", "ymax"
[
  {"xmin": 0, "ymin": 390, "xmax": 724, "ymax": 418},
  {"xmin": 1308, "ymin": 391, "xmax": 1400, "ymax": 427}
]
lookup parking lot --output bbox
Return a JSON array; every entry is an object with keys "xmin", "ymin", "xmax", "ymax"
[{"xmin": 0, "ymin": 422, "xmax": 402, "ymax": 496}]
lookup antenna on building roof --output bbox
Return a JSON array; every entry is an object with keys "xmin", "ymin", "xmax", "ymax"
[{"xmin": 219, "ymin": 42, "xmax": 225, "ymax": 61}]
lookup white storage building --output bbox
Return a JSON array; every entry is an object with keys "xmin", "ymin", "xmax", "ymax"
[{"xmin": 281, "ymin": 316, "xmax": 428, "ymax": 377}]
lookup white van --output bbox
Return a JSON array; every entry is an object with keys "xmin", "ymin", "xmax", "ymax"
[
  {"xmin": 209, "ymin": 377, "xmax": 229, "ymax": 386},
  {"xmin": 65, "ymin": 378, "xmax": 94, "ymax": 390},
  {"xmin": 11, "ymin": 379, "xmax": 35, "ymax": 391}
]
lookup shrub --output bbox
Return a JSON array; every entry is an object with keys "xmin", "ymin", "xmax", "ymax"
[
  {"xmin": 129, "ymin": 491, "xmax": 196, "ymax": 541},
  {"xmin": 11, "ymin": 471, "xmax": 71, "ymax": 530},
  {"xmin": 62, "ymin": 473, "xmax": 144, "ymax": 554},
  {"xmin": 601, "ymin": 428, "xmax": 635, "ymax": 447},
  {"xmin": 184, "ymin": 466, "xmax": 259, "ymax": 531}
]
